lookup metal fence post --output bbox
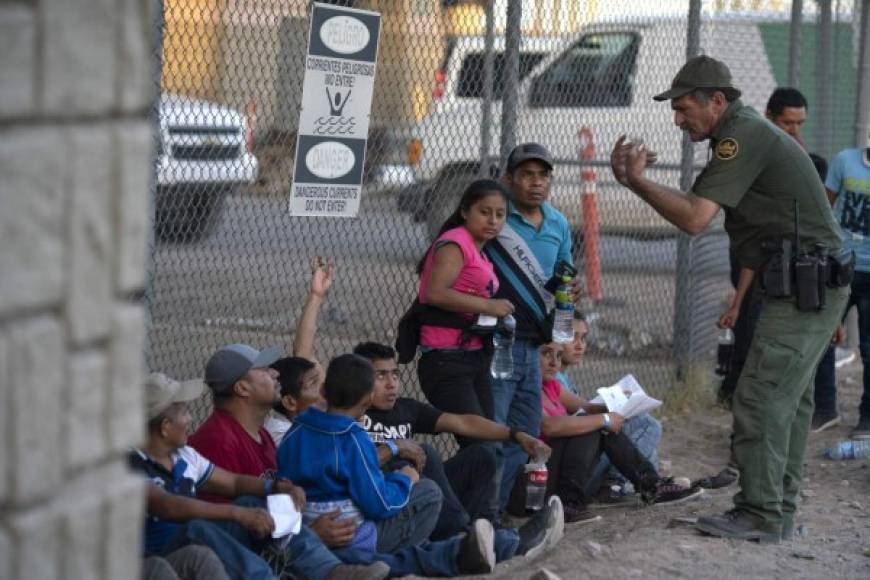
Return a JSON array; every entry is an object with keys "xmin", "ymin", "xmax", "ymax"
[
  {"xmin": 480, "ymin": 0, "xmax": 495, "ymax": 176},
  {"xmin": 144, "ymin": 0, "xmax": 165, "ymax": 369},
  {"xmin": 856, "ymin": 0, "xmax": 870, "ymax": 146},
  {"xmin": 817, "ymin": 0, "xmax": 834, "ymax": 159},
  {"xmin": 788, "ymin": 0, "xmax": 804, "ymax": 87},
  {"xmin": 499, "ymin": 0, "xmax": 521, "ymax": 167},
  {"xmin": 672, "ymin": 0, "xmax": 703, "ymax": 380}
]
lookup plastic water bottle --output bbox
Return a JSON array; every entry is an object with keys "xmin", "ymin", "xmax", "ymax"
[
  {"xmin": 552, "ymin": 276, "xmax": 575, "ymax": 343},
  {"xmin": 824, "ymin": 439, "xmax": 870, "ymax": 460},
  {"xmin": 715, "ymin": 328, "xmax": 734, "ymax": 376},
  {"xmin": 524, "ymin": 461, "xmax": 548, "ymax": 511},
  {"xmin": 490, "ymin": 315, "xmax": 516, "ymax": 379}
]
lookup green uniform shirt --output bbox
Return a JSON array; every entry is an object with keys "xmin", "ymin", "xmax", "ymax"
[{"xmin": 691, "ymin": 100, "xmax": 842, "ymax": 270}]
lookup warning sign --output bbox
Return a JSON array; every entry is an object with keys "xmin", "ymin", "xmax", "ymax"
[{"xmin": 290, "ymin": 3, "xmax": 381, "ymax": 217}]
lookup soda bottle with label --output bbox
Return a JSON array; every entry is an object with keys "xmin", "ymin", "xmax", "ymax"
[
  {"xmin": 552, "ymin": 276, "xmax": 575, "ymax": 343},
  {"xmin": 524, "ymin": 461, "xmax": 548, "ymax": 511}
]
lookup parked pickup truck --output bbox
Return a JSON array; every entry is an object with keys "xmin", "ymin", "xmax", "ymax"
[
  {"xmin": 401, "ymin": 17, "xmax": 778, "ymax": 240},
  {"xmin": 155, "ymin": 93, "xmax": 258, "ymax": 242}
]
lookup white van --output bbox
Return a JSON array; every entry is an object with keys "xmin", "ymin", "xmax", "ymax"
[
  {"xmin": 384, "ymin": 35, "xmax": 558, "ymax": 202},
  {"xmin": 406, "ymin": 17, "xmax": 778, "ymax": 238},
  {"xmin": 430, "ymin": 35, "xmax": 561, "ymax": 116},
  {"xmin": 155, "ymin": 93, "xmax": 258, "ymax": 242}
]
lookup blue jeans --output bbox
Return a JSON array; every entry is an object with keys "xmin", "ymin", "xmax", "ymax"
[
  {"xmin": 491, "ymin": 339, "xmax": 542, "ymax": 511},
  {"xmin": 375, "ymin": 479, "xmax": 442, "ymax": 553},
  {"xmin": 164, "ymin": 496, "xmax": 341, "ymax": 580},
  {"xmin": 583, "ymin": 414, "xmax": 662, "ymax": 495},
  {"xmin": 420, "ymin": 443, "xmax": 470, "ymax": 540},
  {"xmin": 816, "ymin": 271, "xmax": 870, "ymax": 419},
  {"xmin": 335, "ymin": 527, "xmax": 518, "ymax": 577},
  {"xmin": 163, "ymin": 519, "xmax": 275, "ymax": 580}
]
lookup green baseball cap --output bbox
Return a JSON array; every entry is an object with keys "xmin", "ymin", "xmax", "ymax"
[{"xmin": 653, "ymin": 55, "xmax": 742, "ymax": 101}]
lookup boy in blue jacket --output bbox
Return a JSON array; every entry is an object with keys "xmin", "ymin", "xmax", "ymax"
[{"xmin": 278, "ymin": 354, "xmax": 505, "ymax": 575}]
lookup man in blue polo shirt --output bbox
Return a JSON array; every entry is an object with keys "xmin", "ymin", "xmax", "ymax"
[{"xmin": 485, "ymin": 143, "xmax": 580, "ymax": 511}]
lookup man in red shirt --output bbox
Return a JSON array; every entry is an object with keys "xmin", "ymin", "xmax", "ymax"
[{"xmin": 190, "ymin": 344, "xmax": 284, "ymax": 502}]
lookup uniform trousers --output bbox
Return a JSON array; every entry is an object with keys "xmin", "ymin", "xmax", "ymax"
[{"xmin": 731, "ymin": 286, "xmax": 849, "ymax": 532}]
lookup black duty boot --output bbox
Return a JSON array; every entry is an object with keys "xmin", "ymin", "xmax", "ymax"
[{"xmin": 696, "ymin": 510, "xmax": 780, "ymax": 544}]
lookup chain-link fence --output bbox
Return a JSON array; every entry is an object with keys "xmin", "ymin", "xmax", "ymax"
[{"xmin": 146, "ymin": 0, "xmax": 865, "ymax": 445}]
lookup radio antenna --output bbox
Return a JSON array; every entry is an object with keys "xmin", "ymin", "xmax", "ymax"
[{"xmin": 793, "ymin": 198, "xmax": 800, "ymax": 254}]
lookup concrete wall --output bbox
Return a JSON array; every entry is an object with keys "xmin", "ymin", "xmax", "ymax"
[{"xmin": 0, "ymin": 1, "xmax": 154, "ymax": 578}]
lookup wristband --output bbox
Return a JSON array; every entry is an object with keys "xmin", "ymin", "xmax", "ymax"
[
  {"xmin": 263, "ymin": 478, "xmax": 275, "ymax": 496},
  {"xmin": 602, "ymin": 413, "xmax": 611, "ymax": 431},
  {"xmin": 385, "ymin": 439, "xmax": 399, "ymax": 457},
  {"xmin": 509, "ymin": 428, "xmax": 520, "ymax": 443}
]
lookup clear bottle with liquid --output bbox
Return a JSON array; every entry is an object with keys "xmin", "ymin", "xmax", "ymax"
[
  {"xmin": 552, "ymin": 276, "xmax": 575, "ymax": 343},
  {"xmin": 715, "ymin": 328, "xmax": 734, "ymax": 376},
  {"xmin": 490, "ymin": 314, "xmax": 516, "ymax": 379},
  {"xmin": 825, "ymin": 439, "xmax": 870, "ymax": 460}
]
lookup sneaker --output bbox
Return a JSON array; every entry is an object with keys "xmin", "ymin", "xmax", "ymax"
[
  {"xmin": 590, "ymin": 484, "xmax": 640, "ymax": 509},
  {"xmin": 517, "ymin": 495, "xmax": 564, "ymax": 559},
  {"xmin": 810, "ymin": 411, "xmax": 842, "ymax": 433},
  {"xmin": 696, "ymin": 509, "xmax": 780, "ymax": 544},
  {"xmin": 325, "ymin": 562, "xmax": 390, "ymax": 580},
  {"xmin": 851, "ymin": 417, "xmax": 870, "ymax": 440},
  {"xmin": 651, "ymin": 479, "xmax": 704, "ymax": 505},
  {"xmin": 563, "ymin": 501, "xmax": 602, "ymax": 525},
  {"xmin": 693, "ymin": 466, "xmax": 738, "ymax": 490},
  {"xmin": 835, "ymin": 347, "xmax": 856, "ymax": 368},
  {"xmin": 457, "ymin": 519, "xmax": 496, "ymax": 574},
  {"xmin": 543, "ymin": 495, "xmax": 565, "ymax": 549}
]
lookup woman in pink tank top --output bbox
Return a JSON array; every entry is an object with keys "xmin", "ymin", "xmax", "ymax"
[{"xmin": 415, "ymin": 179, "xmax": 515, "ymax": 441}]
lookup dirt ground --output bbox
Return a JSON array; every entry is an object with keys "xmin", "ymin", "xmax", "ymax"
[{"xmin": 459, "ymin": 357, "xmax": 870, "ymax": 580}]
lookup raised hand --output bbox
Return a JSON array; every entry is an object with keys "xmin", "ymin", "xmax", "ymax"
[{"xmin": 310, "ymin": 256, "xmax": 336, "ymax": 298}]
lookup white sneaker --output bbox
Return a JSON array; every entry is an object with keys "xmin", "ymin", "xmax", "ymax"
[
  {"xmin": 835, "ymin": 347, "xmax": 856, "ymax": 369},
  {"xmin": 543, "ymin": 495, "xmax": 565, "ymax": 551}
]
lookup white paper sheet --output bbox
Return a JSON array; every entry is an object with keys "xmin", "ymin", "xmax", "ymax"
[
  {"xmin": 267, "ymin": 494, "xmax": 302, "ymax": 540},
  {"xmin": 590, "ymin": 374, "xmax": 661, "ymax": 419}
]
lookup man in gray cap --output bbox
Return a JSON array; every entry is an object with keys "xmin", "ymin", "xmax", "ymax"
[
  {"xmin": 190, "ymin": 343, "xmax": 286, "ymax": 494},
  {"xmin": 610, "ymin": 55, "xmax": 850, "ymax": 543}
]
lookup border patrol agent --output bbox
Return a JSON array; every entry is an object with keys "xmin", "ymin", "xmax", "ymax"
[{"xmin": 609, "ymin": 56, "xmax": 851, "ymax": 543}]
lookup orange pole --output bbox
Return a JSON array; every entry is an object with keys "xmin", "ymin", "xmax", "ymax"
[
  {"xmin": 244, "ymin": 98, "xmax": 257, "ymax": 153},
  {"xmin": 578, "ymin": 127, "xmax": 602, "ymax": 301}
]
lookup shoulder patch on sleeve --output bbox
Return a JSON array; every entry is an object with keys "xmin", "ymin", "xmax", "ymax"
[{"xmin": 715, "ymin": 138, "xmax": 739, "ymax": 160}]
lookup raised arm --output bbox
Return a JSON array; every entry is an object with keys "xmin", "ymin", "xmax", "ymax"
[
  {"xmin": 611, "ymin": 137, "xmax": 720, "ymax": 235},
  {"xmin": 293, "ymin": 256, "xmax": 335, "ymax": 360}
]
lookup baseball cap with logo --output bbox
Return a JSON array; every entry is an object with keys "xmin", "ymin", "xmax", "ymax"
[
  {"xmin": 146, "ymin": 372, "xmax": 204, "ymax": 419},
  {"xmin": 506, "ymin": 143, "xmax": 554, "ymax": 172},
  {"xmin": 205, "ymin": 343, "xmax": 282, "ymax": 395},
  {"xmin": 653, "ymin": 55, "xmax": 742, "ymax": 102}
]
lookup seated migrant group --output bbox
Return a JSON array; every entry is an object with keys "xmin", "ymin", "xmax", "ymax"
[{"xmin": 134, "ymin": 144, "xmax": 702, "ymax": 580}]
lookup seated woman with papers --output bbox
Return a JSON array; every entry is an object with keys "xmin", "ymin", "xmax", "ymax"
[{"xmin": 507, "ymin": 342, "xmax": 703, "ymax": 525}]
